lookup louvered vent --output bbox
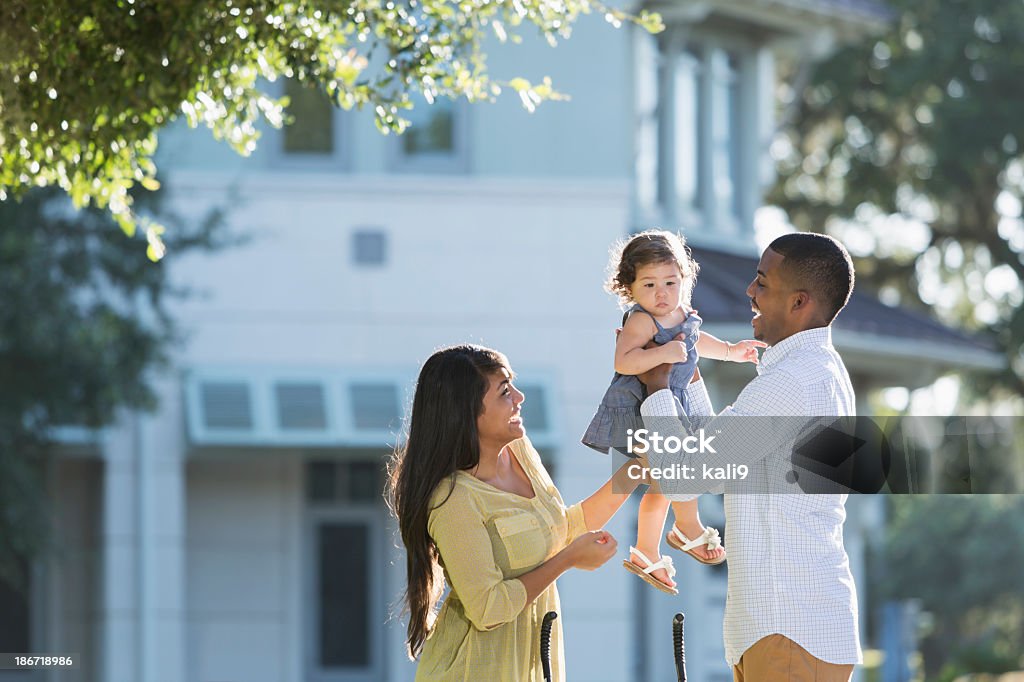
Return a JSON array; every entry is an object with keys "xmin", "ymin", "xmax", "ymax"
[
  {"xmin": 275, "ymin": 382, "xmax": 328, "ymax": 430},
  {"xmin": 349, "ymin": 383, "xmax": 400, "ymax": 430},
  {"xmin": 200, "ymin": 381, "xmax": 253, "ymax": 429}
]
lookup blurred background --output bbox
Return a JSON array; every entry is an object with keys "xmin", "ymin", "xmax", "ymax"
[{"xmin": 1, "ymin": 0, "xmax": 1023, "ymax": 681}]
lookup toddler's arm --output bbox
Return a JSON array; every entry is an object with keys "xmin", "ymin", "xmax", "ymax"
[
  {"xmin": 615, "ymin": 312, "xmax": 688, "ymax": 375},
  {"xmin": 696, "ymin": 331, "xmax": 767, "ymax": 364}
]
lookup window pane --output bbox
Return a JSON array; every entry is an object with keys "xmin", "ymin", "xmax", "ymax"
[
  {"xmin": 402, "ymin": 97, "xmax": 454, "ymax": 155},
  {"xmin": 635, "ymin": 31, "xmax": 659, "ymax": 214},
  {"xmin": 673, "ymin": 50, "xmax": 699, "ymax": 211},
  {"xmin": 307, "ymin": 461, "xmax": 338, "ymax": 502},
  {"xmin": 319, "ymin": 523, "xmax": 369, "ymax": 667},
  {"xmin": 347, "ymin": 462, "xmax": 381, "ymax": 503},
  {"xmin": 283, "ymin": 79, "xmax": 334, "ymax": 154},
  {"xmin": 729, "ymin": 56, "xmax": 743, "ymax": 221},
  {"xmin": 711, "ymin": 49, "xmax": 739, "ymax": 220}
]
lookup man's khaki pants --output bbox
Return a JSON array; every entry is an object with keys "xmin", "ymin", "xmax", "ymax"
[{"xmin": 732, "ymin": 634, "xmax": 854, "ymax": 682}]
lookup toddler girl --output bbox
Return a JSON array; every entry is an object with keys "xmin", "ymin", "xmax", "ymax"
[{"xmin": 582, "ymin": 229, "xmax": 764, "ymax": 594}]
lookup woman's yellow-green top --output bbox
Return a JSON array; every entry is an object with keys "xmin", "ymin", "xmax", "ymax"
[{"xmin": 415, "ymin": 437, "xmax": 588, "ymax": 681}]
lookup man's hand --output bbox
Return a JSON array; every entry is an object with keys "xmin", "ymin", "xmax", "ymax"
[
  {"xmin": 638, "ymin": 363, "xmax": 671, "ymax": 392},
  {"xmin": 637, "ymin": 334, "xmax": 678, "ymax": 392}
]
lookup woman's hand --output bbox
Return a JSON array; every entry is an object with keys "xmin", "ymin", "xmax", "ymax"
[
  {"xmin": 518, "ymin": 530, "xmax": 618, "ymax": 604},
  {"xmin": 564, "ymin": 530, "xmax": 618, "ymax": 571}
]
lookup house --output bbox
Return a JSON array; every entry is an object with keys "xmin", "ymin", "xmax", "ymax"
[{"xmin": 2, "ymin": 1, "xmax": 1004, "ymax": 681}]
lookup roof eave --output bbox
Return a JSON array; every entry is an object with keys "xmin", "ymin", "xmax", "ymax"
[{"xmin": 708, "ymin": 323, "xmax": 1005, "ymax": 373}]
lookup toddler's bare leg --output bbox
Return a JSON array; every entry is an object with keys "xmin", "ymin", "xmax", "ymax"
[{"xmin": 631, "ymin": 490, "xmax": 675, "ymax": 588}]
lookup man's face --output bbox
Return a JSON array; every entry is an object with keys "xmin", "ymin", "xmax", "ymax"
[{"xmin": 745, "ymin": 248, "xmax": 793, "ymax": 345}]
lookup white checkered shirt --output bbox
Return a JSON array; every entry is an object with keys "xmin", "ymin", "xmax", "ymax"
[{"xmin": 641, "ymin": 326, "xmax": 862, "ymax": 666}]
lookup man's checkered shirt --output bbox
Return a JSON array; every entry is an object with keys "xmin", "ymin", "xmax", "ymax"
[{"xmin": 641, "ymin": 326, "xmax": 862, "ymax": 667}]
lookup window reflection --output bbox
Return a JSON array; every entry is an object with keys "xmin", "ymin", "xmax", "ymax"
[
  {"xmin": 711, "ymin": 50, "xmax": 741, "ymax": 221},
  {"xmin": 403, "ymin": 97, "xmax": 455, "ymax": 156},
  {"xmin": 283, "ymin": 79, "xmax": 334, "ymax": 154},
  {"xmin": 638, "ymin": 35, "xmax": 749, "ymax": 232},
  {"xmin": 674, "ymin": 48, "xmax": 701, "ymax": 212}
]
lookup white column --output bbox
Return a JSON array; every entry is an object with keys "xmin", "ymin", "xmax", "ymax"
[
  {"xmin": 98, "ymin": 374, "xmax": 186, "ymax": 682},
  {"xmin": 141, "ymin": 376, "xmax": 187, "ymax": 682},
  {"xmin": 99, "ymin": 418, "xmax": 140, "ymax": 682}
]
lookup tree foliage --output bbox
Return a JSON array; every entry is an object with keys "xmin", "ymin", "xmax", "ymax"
[
  {"xmin": 770, "ymin": 0, "xmax": 1024, "ymax": 400},
  {"xmin": 882, "ymin": 495, "xmax": 1024, "ymax": 678},
  {"xmin": 0, "ymin": 0, "xmax": 662, "ymax": 257},
  {"xmin": 0, "ymin": 186, "xmax": 226, "ymax": 586}
]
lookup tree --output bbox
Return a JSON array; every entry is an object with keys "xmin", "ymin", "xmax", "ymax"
[
  {"xmin": 0, "ymin": 0, "xmax": 662, "ymax": 257},
  {"xmin": 0, "ymin": 185, "xmax": 226, "ymax": 588},
  {"xmin": 769, "ymin": 0, "xmax": 1024, "ymax": 402},
  {"xmin": 882, "ymin": 495, "xmax": 1024, "ymax": 679}
]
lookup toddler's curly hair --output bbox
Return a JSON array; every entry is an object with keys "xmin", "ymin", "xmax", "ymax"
[{"xmin": 605, "ymin": 229, "xmax": 699, "ymax": 308}]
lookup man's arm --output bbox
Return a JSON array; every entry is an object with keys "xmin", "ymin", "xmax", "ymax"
[{"xmin": 637, "ymin": 363, "xmax": 810, "ymax": 495}]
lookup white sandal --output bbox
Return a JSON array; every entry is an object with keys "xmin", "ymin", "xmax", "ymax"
[
  {"xmin": 622, "ymin": 546, "xmax": 678, "ymax": 595},
  {"xmin": 666, "ymin": 524, "xmax": 726, "ymax": 565}
]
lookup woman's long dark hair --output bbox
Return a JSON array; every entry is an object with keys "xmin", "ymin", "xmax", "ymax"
[{"xmin": 386, "ymin": 344, "xmax": 510, "ymax": 659}]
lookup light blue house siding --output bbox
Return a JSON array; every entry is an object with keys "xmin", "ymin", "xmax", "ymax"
[{"xmin": 157, "ymin": 20, "xmax": 634, "ymax": 180}]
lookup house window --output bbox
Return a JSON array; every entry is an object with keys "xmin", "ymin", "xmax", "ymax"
[
  {"xmin": 637, "ymin": 28, "xmax": 752, "ymax": 238},
  {"xmin": 403, "ymin": 99, "xmax": 455, "ymax": 155},
  {"xmin": 305, "ymin": 463, "xmax": 384, "ymax": 681},
  {"xmin": 283, "ymin": 79, "xmax": 335, "ymax": 154},
  {"xmin": 670, "ymin": 47, "xmax": 701, "ymax": 214},
  {"xmin": 710, "ymin": 50, "xmax": 743, "ymax": 223},
  {"xmin": 390, "ymin": 93, "xmax": 468, "ymax": 173},
  {"xmin": 278, "ymin": 79, "xmax": 348, "ymax": 168}
]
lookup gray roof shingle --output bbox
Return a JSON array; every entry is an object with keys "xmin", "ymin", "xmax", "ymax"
[
  {"xmin": 690, "ymin": 245, "xmax": 998, "ymax": 354},
  {"xmin": 786, "ymin": 0, "xmax": 895, "ymax": 21}
]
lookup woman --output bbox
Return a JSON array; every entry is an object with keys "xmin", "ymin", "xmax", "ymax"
[{"xmin": 387, "ymin": 345, "xmax": 643, "ymax": 681}]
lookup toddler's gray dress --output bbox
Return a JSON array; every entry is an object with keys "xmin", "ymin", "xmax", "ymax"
[{"xmin": 581, "ymin": 304, "xmax": 702, "ymax": 454}]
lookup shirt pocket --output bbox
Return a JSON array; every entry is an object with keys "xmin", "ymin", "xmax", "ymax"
[{"xmin": 493, "ymin": 512, "xmax": 547, "ymax": 571}]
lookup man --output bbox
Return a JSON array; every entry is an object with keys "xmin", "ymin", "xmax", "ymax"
[{"xmin": 638, "ymin": 233, "xmax": 860, "ymax": 681}]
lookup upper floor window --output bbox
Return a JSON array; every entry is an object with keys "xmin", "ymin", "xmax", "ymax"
[
  {"xmin": 279, "ymin": 78, "xmax": 348, "ymax": 168},
  {"xmin": 283, "ymin": 79, "xmax": 335, "ymax": 154},
  {"xmin": 389, "ymin": 93, "xmax": 469, "ymax": 173},
  {"xmin": 277, "ymin": 81, "xmax": 468, "ymax": 173},
  {"xmin": 636, "ymin": 28, "xmax": 755, "ymax": 241}
]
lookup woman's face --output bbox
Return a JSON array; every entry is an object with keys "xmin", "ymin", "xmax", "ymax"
[{"xmin": 476, "ymin": 367, "xmax": 526, "ymax": 449}]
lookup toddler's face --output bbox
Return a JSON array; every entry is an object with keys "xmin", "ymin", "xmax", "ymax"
[{"xmin": 629, "ymin": 261, "xmax": 684, "ymax": 314}]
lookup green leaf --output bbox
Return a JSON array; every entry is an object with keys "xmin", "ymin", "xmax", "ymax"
[{"xmin": 508, "ymin": 77, "xmax": 531, "ymax": 92}]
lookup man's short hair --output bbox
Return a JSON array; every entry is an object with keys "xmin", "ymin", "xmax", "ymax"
[{"xmin": 768, "ymin": 233, "xmax": 854, "ymax": 323}]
